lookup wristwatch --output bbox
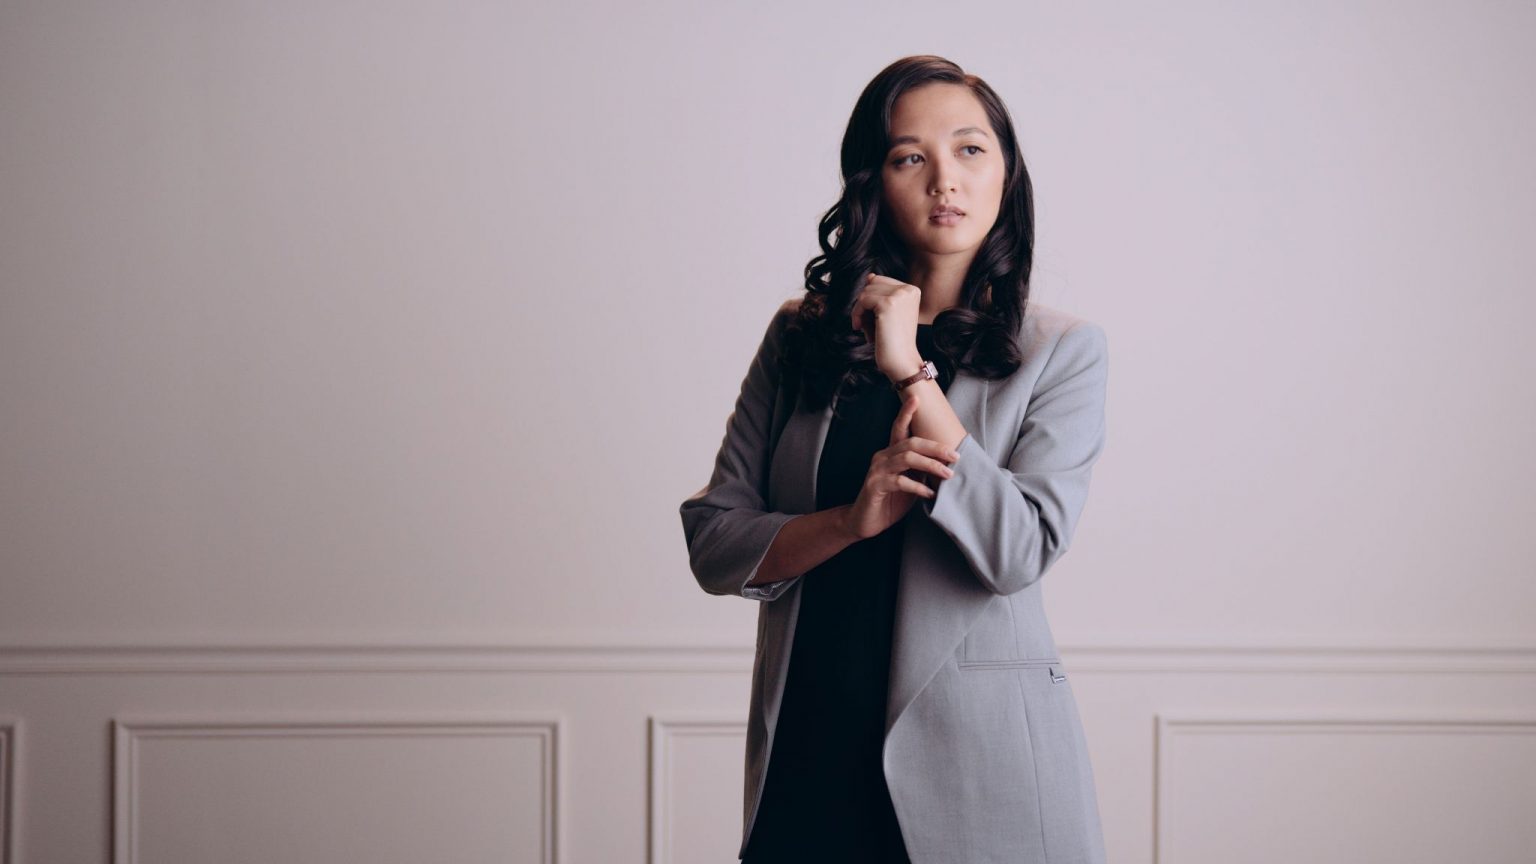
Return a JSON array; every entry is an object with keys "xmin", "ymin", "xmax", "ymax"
[{"xmin": 893, "ymin": 359, "xmax": 938, "ymax": 391}]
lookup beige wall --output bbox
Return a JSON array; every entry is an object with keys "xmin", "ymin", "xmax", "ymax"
[{"xmin": 1, "ymin": 1, "xmax": 1533, "ymax": 862}]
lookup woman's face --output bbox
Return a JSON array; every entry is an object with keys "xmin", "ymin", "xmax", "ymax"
[{"xmin": 879, "ymin": 83, "xmax": 1005, "ymax": 262}]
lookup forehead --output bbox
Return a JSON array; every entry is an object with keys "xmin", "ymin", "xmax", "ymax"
[{"xmin": 887, "ymin": 84, "xmax": 991, "ymax": 144}]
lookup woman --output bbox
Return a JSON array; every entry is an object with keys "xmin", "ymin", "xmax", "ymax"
[{"xmin": 680, "ymin": 55, "xmax": 1109, "ymax": 863}]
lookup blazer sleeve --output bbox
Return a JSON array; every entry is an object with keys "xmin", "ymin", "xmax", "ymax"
[
  {"xmin": 678, "ymin": 302, "xmax": 803, "ymax": 602},
  {"xmin": 919, "ymin": 320, "xmax": 1109, "ymax": 596}
]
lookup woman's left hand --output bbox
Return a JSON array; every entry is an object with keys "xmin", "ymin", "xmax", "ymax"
[{"xmin": 852, "ymin": 272, "xmax": 925, "ymax": 381}]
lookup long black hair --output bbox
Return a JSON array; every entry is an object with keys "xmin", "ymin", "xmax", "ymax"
[{"xmin": 781, "ymin": 55, "xmax": 1036, "ymax": 414}]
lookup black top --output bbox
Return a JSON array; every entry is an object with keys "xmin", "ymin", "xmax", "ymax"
[{"xmin": 741, "ymin": 324, "xmax": 952, "ymax": 863}]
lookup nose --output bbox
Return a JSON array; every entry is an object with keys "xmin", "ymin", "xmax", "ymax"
[{"xmin": 930, "ymin": 158, "xmax": 957, "ymax": 194}]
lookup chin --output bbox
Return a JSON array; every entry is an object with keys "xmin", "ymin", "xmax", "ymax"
[{"xmin": 920, "ymin": 234, "xmax": 980, "ymax": 253}]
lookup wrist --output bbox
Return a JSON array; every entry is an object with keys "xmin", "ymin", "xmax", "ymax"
[
  {"xmin": 885, "ymin": 354, "xmax": 926, "ymax": 384},
  {"xmin": 835, "ymin": 504, "xmax": 865, "ymax": 543}
]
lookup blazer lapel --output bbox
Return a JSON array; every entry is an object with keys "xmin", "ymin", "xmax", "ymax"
[{"xmin": 762, "ymin": 370, "xmax": 996, "ymax": 741}]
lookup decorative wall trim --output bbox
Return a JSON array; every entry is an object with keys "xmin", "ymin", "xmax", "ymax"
[
  {"xmin": 0, "ymin": 718, "xmax": 15, "ymax": 864},
  {"xmin": 4, "ymin": 640, "xmax": 1535, "ymax": 675},
  {"xmin": 111, "ymin": 713, "xmax": 562, "ymax": 864},
  {"xmin": 0, "ymin": 643, "xmax": 757, "ymax": 675},
  {"xmin": 646, "ymin": 714, "xmax": 746, "ymax": 864},
  {"xmin": 1151, "ymin": 711, "xmax": 1536, "ymax": 864}
]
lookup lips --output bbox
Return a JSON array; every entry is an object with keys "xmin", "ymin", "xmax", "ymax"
[{"xmin": 930, "ymin": 205, "xmax": 965, "ymax": 218}]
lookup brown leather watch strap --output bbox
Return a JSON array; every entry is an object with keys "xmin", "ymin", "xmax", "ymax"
[{"xmin": 893, "ymin": 359, "xmax": 938, "ymax": 391}]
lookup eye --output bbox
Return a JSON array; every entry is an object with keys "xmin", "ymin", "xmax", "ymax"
[{"xmin": 891, "ymin": 146, "xmax": 984, "ymax": 168}]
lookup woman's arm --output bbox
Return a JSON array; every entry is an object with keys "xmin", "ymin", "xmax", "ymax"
[
  {"xmin": 745, "ymin": 503, "xmax": 861, "ymax": 588},
  {"xmin": 889, "ymin": 364, "xmax": 966, "ymax": 453},
  {"xmin": 917, "ymin": 321, "xmax": 1109, "ymax": 596},
  {"xmin": 680, "ymin": 300, "xmax": 809, "ymax": 601}
]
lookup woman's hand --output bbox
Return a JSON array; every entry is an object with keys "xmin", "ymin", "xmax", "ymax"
[
  {"xmin": 842, "ymin": 389, "xmax": 961, "ymax": 541},
  {"xmin": 852, "ymin": 272, "xmax": 925, "ymax": 381}
]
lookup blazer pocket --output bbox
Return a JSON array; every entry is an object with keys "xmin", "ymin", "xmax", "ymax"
[{"xmin": 956, "ymin": 656, "xmax": 1061, "ymax": 670}]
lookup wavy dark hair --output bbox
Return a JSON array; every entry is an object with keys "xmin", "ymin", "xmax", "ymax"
[{"xmin": 780, "ymin": 55, "xmax": 1036, "ymax": 414}]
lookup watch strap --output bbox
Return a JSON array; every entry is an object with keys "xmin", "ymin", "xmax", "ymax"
[{"xmin": 894, "ymin": 359, "xmax": 938, "ymax": 391}]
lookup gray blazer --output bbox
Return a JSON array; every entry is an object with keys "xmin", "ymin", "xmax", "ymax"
[{"xmin": 680, "ymin": 297, "xmax": 1109, "ymax": 863}]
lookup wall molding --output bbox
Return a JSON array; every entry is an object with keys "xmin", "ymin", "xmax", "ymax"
[
  {"xmin": 1151, "ymin": 711, "xmax": 1536, "ymax": 863},
  {"xmin": 647, "ymin": 714, "xmax": 746, "ymax": 864},
  {"xmin": 2, "ymin": 639, "xmax": 1535, "ymax": 675},
  {"xmin": 0, "ymin": 718, "xmax": 15, "ymax": 864},
  {"xmin": 111, "ymin": 713, "xmax": 562, "ymax": 864}
]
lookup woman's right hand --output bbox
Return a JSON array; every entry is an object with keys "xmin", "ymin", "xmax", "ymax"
[{"xmin": 842, "ymin": 389, "xmax": 960, "ymax": 541}]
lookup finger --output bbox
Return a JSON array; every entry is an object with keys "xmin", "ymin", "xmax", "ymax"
[
  {"xmin": 854, "ymin": 274, "xmax": 882, "ymax": 333},
  {"xmin": 859, "ymin": 299, "xmax": 879, "ymax": 342},
  {"xmin": 896, "ymin": 389, "xmax": 919, "ymax": 425},
  {"xmin": 903, "ymin": 450, "xmax": 957, "ymax": 479},
  {"xmin": 889, "ymin": 390, "xmax": 920, "ymax": 445},
  {"xmin": 896, "ymin": 475, "xmax": 937, "ymax": 499},
  {"xmin": 899, "ymin": 435, "xmax": 960, "ymax": 463}
]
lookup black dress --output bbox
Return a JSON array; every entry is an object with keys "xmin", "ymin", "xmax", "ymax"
[{"xmin": 741, "ymin": 323, "xmax": 952, "ymax": 864}]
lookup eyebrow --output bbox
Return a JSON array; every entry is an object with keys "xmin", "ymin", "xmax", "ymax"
[{"xmin": 888, "ymin": 126, "xmax": 992, "ymax": 147}]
